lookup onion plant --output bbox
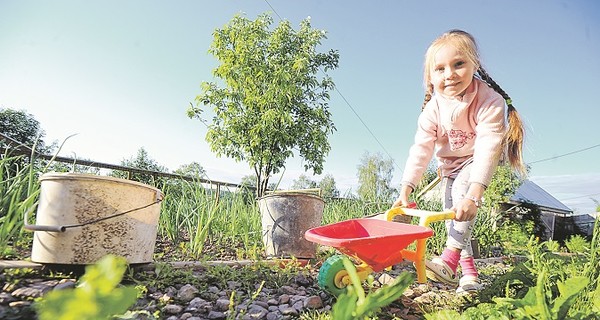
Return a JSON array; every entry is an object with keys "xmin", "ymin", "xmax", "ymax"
[
  {"xmin": 159, "ymin": 179, "xmax": 262, "ymax": 259},
  {"xmin": 0, "ymin": 153, "xmax": 39, "ymax": 258}
]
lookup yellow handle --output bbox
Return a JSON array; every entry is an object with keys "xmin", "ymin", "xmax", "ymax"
[
  {"xmin": 385, "ymin": 207, "xmax": 405, "ymax": 221},
  {"xmin": 386, "ymin": 207, "xmax": 455, "ymax": 227}
]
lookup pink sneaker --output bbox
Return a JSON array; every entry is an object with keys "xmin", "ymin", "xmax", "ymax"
[{"xmin": 425, "ymin": 257, "xmax": 459, "ymax": 286}]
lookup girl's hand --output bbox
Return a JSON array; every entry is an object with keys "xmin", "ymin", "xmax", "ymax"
[
  {"xmin": 454, "ymin": 184, "xmax": 485, "ymax": 221},
  {"xmin": 452, "ymin": 198, "xmax": 478, "ymax": 221},
  {"xmin": 392, "ymin": 185, "xmax": 413, "ymax": 208},
  {"xmin": 392, "ymin": 197, "xmax": 409, "ymax": 208}
]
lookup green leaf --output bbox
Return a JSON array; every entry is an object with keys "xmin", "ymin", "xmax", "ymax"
[
  {"xmin": 424, "ymin": 309, "xmax": 462, "ymax": 320},
  {"xmin": 331, "ymin": 257, "xmax": 414, "ymax": 320},
  {"xmin": 332, "ymin": 287, "xmax": 360, "ymax": 320},
  {"xmin": 36, "ymin": 255, "xmax": 138, "ymax": 320},
  {"xmin": 552, "ymin": 276, "xmax": 589, "ymax": 319},
  {"xmin": 354, "ymin": 272, "xmax": 414, "ymax": 317}
]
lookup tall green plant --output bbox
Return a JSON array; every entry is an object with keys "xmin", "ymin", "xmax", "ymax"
[
  {"xmin": 493, "ymin": 269, "xmax": 588, "ymax": 319},
  {"xmin": 0, "ymin": 153, "xmax": 39, "ymax": 257},
  {"xmin": 426, "ymin": 270, "xmax": 590, "ymax": 319},
  {"xmin": 159, "ymin": 178, "xmax": 262, "ymax": 260},
  {"xmin": 322, "ymin": 198, "xmax": 365, "ymax": 225},
  {"xmin": 474, "ymin": 165, "xmax": 523, "ymax": 255},
  {"xmin": 571, "ymin": 218, "xmax": 600, "ymax": 315}
]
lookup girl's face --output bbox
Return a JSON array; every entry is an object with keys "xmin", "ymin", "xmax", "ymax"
[{"xmin": 429, "ymin": 44, "xmax": 477, "ymax": 98}]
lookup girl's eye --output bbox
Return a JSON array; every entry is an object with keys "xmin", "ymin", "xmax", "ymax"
[
  {"xmin": 455, "ymin": 61, "xmax": 465, "ymax": 67},
  {"xmin": 435, "ymin": 67, "xmax": 444, "ymax": 72}
]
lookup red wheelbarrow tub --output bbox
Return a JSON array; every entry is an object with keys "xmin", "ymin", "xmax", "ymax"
[{"xmin": 304, "ymin": 218, "xmax": 434, "ymax": 272}]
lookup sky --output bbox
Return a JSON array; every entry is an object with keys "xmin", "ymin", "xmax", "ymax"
[{"xmin": 1, "ymin": 0, "xmax": 599, "ymax": 214}]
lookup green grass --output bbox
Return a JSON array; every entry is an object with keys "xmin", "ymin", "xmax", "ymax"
[{"xmin": 0, "ymin": 153, "xmax": 40, "ymax": 258}]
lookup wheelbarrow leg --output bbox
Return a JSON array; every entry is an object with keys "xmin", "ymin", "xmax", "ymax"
[{"xmin": 414, "ymin": 238, "xmax": 427, "ymax": 283}]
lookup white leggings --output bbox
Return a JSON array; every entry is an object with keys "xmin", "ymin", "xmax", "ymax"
[{"xmin": 441, "ymin": 163, "xmax": 476, "ymax": 258}]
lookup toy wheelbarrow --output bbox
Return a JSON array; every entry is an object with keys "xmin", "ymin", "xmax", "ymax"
[{"xmin": 304, "ymin": 207, "xmax": 455, "ymax": 295}]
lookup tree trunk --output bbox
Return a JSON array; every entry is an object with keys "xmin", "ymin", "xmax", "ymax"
[{"xmin": 255, "ymin": 173, "xmax": 270, "ymax": 199}]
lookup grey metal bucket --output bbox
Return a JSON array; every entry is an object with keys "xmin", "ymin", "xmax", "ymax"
[{"xmin": 258, "ymin": 191, "xmax": 324, "ymax": 258}]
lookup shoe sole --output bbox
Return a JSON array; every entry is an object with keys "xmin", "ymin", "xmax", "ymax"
[
  {"xmin": 456, "ymin": 282, "xmax": 483, "ymax": 294},
  {"xmin": 456, "ymin": 288, "xmax": 479, "ymax": 294},
  {"xmin": 425, "ymin": 268, "xmax": 458, "ymax": 286},
  {"xmin": 424, "ymin": 258, "xmax": 459, "ymax": 286}
]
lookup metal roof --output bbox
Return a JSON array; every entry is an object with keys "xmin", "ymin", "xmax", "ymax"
[{"xmin": 509, "ymin": 180, "xmax": 572, "ymax": 214}]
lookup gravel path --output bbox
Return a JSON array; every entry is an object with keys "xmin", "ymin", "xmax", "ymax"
[{"xmin": 0, "ymin": 257, "xmax": 511, "ymax": 319}]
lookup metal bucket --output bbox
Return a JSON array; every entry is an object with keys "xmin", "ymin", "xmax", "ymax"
[
  {"xmin": 258, "ymin": 191, "xmax": 324, "ymax": 258},
  {"xmin": 25, "ymin": 173, "xmax": 163, "ymax": 265}
]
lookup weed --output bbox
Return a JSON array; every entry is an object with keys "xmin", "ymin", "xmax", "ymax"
[
  {"xmin": 564, "ymin": 234, "xmax": 589, "ymax": 254},
  {"xmin": 330, "ymin": 257, "xmax": 413, "ymax": 319},
  {"xmin": 126, "ymin": 262, "xmax": 200, "ymax": 291}
]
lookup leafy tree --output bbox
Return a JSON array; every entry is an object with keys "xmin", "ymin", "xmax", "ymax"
[
  {"xmin": 240, "ymin": 174, "xmax": 277, "ymax": 192},
  {"xmin": 238, "ymin": 174, "xmax": 258, "ymax": 203},
  {"xmin": 0, "ymin": 108, "xmax": 61, "ymax": 174},
  {"xmin": 162, "ymin": 162, "xmax": 208, "ymax": 201},
  {"xmin": 238, "ymin": 173, "xmax": 278, "ymax": 203},
  {"xmin": 319, "ymin": 173, "xmax": 340, "ymax": 200},
  {"xmin": 188, "ymin": 13, "xmax": 339, "ymax": 198},
  {"xmin": 174, "ymin": 161, "xmax": 206, "ymax": 179},
  {"xmin": 291, "ymin": 174, "xmax": 317, "ymax": 190},
  {"xmin": 0, "ymin": 108, "xmax": 100, "ymax": 174},
  {"xmin": 483, "ymin": 164, "xmax": 524, "ymax": 211},
  {"xmin": 110, "ymin": 147, "xmax": 168, "ymax": 186},
  {"xmin": 0, "ymin": 108, "xmax": 48, "ymax": 154},
  {"xmin": 240, "ymin": 174, "xmax": 257, "ymax": 189},
  {"xmin": 49, "ymin": 161, "xmax": 101, "ymax": 175},
  {"xmin": 356, "ymin": 152, "xmax": 396, "ymax": 203}
]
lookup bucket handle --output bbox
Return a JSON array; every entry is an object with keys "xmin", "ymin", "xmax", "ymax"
[
  {"xmin": 23, "ymin": 205, "xmax": 66, "ymax": 232},
  {"xmin": 24, "ymin": 196, "xmax": 163, "ymax": 233}
]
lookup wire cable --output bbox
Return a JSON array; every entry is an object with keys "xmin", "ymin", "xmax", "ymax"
[
  {"xmin": 263, "ymin": 0, "xmax": 283, "ymax": 21},
  {"xmin": 561, "ymin": 192, "xmax": 600, "ymax": 201},
  {"xmin": 332, "ymin": 86, "xmax": 404, "ymax": 173},
  {"xmin": 527, "ymin": 144, "xmax": 600, "ymax": 165}
]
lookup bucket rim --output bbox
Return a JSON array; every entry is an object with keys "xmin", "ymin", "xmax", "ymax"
[
  {"xmin": 39, "ymin": 172, "xmax": 163, "ymax": 195},
  {"xmin": 258, "ymin": 191, "xmax": 324, "ymax": 202}
]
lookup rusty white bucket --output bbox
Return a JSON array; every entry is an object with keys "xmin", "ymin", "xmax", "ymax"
[
  {"xmin": 258, "ymin": 191, "xmax": 324, "ymax": 259},
  {"xmin": 25, "ymin": 173, "xmax": 163, "ymax": 265}
]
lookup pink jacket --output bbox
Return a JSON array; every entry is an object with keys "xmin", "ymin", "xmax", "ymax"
[{"xmin": 401, "ymin": 78, "xmax": 506, "ymax": 189}]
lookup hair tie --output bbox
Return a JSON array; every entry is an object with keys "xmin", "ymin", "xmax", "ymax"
[{"xmin": 505, "ymin": 99, "xmax": 512, "ymax": 106}]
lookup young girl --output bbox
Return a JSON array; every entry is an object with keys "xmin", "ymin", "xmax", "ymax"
[{"xmin": 393, "ymin": 29, "xmax": 525, "ymax": 293}]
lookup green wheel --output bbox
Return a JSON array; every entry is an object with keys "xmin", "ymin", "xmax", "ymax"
[{"xmin": 318, "ymin": 255, "xmax": 349, "ymax": 296}]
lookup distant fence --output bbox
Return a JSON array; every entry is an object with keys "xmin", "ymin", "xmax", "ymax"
[{"xmin": 0, "ymin": 132, "xmax": 250, "ymax": 193}]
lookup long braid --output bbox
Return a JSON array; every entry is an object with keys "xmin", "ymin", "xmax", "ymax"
[
  {"xmin": 422, "ymin": 83, "xmax": 434, "ymax": 111},
  {"xmin": 478, "ymin": 67, "xmax": 526, "ymax": 174}
]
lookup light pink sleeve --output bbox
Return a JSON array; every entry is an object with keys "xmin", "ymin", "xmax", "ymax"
[
  {"xmin": 401, "ymin": 104, "xmax": 438, "ymax": 188},
  {"xmin": 469, "ymin": 96, "xmax": 506, "ymax": 186}
]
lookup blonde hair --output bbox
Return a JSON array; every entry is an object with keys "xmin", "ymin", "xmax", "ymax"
[{"xmin": 422, "ymin": 29, "xmax": 526, "ymax": 175}]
